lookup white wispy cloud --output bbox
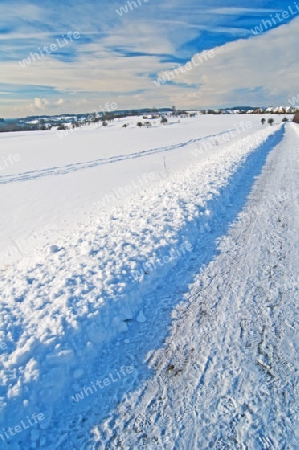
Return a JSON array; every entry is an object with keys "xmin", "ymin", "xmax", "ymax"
[
  {"xmin": 0, "ymin": 0, "xmax": 298, "ymax": 117},
  {"xmin": 0, "ymin": 3, "xmax": 42, "ymax": 21},
  {"xmin": 157, "ymin": 17, "xmax": 299, "ymax": 108},
  {"xmin": 209, "ymin": 7, "xmax": 282, "ymax": 15}
]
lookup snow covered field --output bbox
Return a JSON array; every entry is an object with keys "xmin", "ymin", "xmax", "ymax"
[
  {"xmin": 0, "ymin": 114, "xmax": 268, "ymax": 264},
  {"xmin": 0, "ymin": 115, "xmax": 298, "ymax": 449}
]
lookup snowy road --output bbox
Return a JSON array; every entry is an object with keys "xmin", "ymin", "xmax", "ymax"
[
  {"xmin": 0, "ymin": 120, "xmax": 298, "ymax": 449},
  {"xmin": 97, "ymin": 123, "xmax": 299, "ymax": 449}
]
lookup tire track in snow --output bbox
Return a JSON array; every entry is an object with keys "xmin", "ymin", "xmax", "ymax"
[{"xmin": 0, "ymin": 127, "xmax": 252, "ymax": 185}]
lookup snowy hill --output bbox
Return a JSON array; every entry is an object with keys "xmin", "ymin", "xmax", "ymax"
[{"xmin": 0, "ymin": 115, "xmax": 298, "ymax": 449}]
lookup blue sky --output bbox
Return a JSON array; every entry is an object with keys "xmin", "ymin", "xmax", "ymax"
[{"xmin": 0, "ymin": 0, "xmax": 298, "ymax": 117}]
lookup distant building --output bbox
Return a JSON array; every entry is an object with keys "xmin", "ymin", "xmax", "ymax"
[{"xmin": 293, "ymin": 112, "xmax": 299, "ymax": 124}]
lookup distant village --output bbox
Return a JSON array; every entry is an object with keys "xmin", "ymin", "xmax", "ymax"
[{"xmin": 0, "ymin": 105, "xmax": 298, "ymax": 133}]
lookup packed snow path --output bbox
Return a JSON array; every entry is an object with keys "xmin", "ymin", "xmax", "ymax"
[
  {"xmin": 0, "ymin": 122, "xmax": 298, "ymax": 449},
  {"xmin": 97, "ymin": 124, "xmax": 299, "ymax": 449}
]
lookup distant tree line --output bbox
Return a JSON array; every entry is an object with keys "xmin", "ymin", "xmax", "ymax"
[{"xmin": 0, "ymin": 121, "xmax": 43, "ymax": 133}]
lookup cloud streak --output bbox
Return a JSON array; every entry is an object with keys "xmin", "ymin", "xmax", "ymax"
[{"xmin": 0, "ymin": 0, "xmax": 298, "ymax": 117}]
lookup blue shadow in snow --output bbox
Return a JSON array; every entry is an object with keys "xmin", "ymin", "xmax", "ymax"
[{"xmin": 43, "ymin": 126, "xmax": 286, "ymax": 448}]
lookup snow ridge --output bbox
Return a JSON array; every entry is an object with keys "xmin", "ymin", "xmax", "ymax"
[{"xmin": 0, "ymin": 125, "xmax": 284, "ymax": 448}]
